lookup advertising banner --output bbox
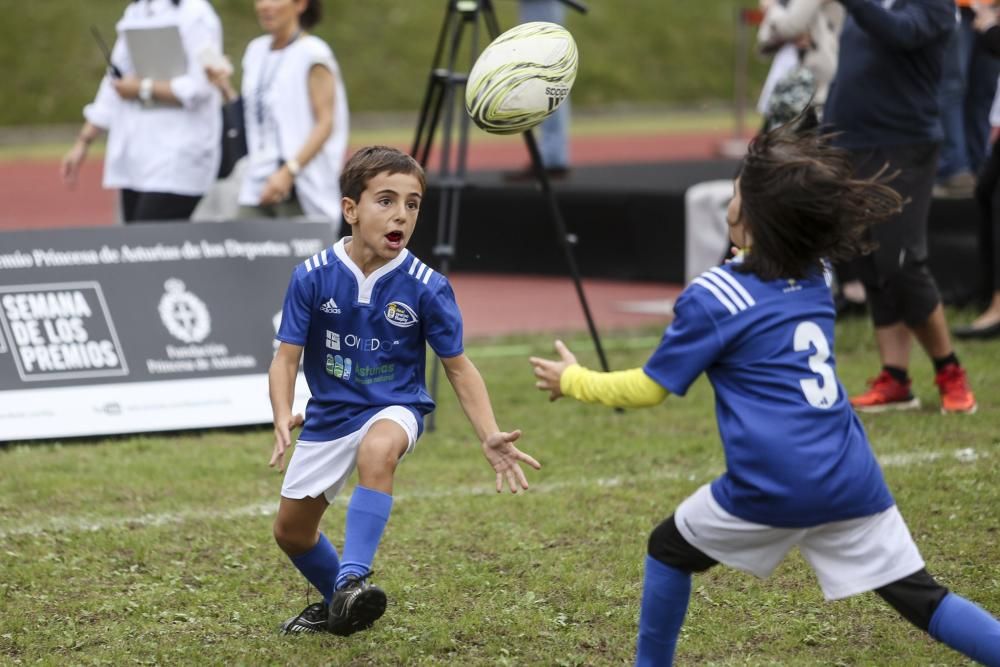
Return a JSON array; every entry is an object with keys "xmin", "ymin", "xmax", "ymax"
[{"xmin": 0, "ymin": 221, "xmax": 334, "ymax": 441}]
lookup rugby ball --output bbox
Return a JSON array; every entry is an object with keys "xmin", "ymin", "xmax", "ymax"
[{"xmin": 465, "ymin": 21, "xmax": 578, "ymax": 135}]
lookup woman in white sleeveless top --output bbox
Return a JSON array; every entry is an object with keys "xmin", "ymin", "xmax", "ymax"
[{"xmin": 210, "ymin": 0, "xmax": 348, "ymax": 229}]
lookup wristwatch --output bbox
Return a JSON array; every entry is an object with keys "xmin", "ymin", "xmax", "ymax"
[
  {"xmin": 285, "ymin": 158, "xmax": 302, "ymax": 178},
  {"xmin": 138, "ymin": 78, "xmax": 154, "ymax": 106}
]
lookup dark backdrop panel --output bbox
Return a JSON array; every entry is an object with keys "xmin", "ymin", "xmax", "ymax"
[
  {"xmin": 414, "ymin": 161, "xmax": 983, "ymax": 306},
  {"xmin": 413, "ymin": 186, "xmax": 687, "ymax": 283}
]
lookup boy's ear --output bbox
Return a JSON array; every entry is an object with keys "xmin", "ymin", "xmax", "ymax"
[{"xmin": 341, "ymin": 196, "xmax": 358, "ymax": 226}]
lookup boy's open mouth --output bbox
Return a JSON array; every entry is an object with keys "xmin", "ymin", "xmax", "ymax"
[{"xmin": 386, "ymin": 231, "xmax": 403, "ymax": 243}]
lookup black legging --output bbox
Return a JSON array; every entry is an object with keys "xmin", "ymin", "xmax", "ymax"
[
  {"xmin": 120, "ymin": 189, "xmax": 201, "ymax": 224},
  {"xmin": 974, "ymin": 139, "xmax": 1000, "ymax": 295}
]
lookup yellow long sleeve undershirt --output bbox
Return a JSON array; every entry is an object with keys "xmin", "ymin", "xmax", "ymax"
[{"xmin": 559, "ymin": 364, "xmax": 669, "ymax": 408}]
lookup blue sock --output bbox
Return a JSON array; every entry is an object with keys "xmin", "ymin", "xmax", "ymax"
[
  {"xmin": 635, "ymin": 555, "xmax": 692, "ymax": 667},
  {"xmin": 929, "ymin": 592, "xmax": 1000, "ymax": 666},
  {"xmin": 335, "ymin": 485, "xmax": 393, "ymax": 590},
  {"xmin": 288, "ymin": 532, "xmax": 340, "ymax": 604}
]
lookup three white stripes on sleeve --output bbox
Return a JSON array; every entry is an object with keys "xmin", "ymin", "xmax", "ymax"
[{"xmin": 692, "ymin": 267, "xmax": 756, "ymax": 315}]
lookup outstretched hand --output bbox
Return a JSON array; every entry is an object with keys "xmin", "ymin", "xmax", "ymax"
[
  {"xmin": 481, "ymin": 429, "xmax": 541, "ymax": 494},
  {"xmin": 270, "ymin": 412, "xmax": 304, "ymax": 472},
  {"xmin": 529, "ymin": 339, "xmax": 578, "ymax": 402}
]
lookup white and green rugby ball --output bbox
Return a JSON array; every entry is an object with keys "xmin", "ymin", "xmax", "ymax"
[{"xmin": 465, "ymin": 21, "xmax": 578, "ymax": 135}]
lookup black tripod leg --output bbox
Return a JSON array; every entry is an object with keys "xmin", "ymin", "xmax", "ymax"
[
  {"xmin": 522, "ymin": 129, "xmax": 613, "ymax": 374},
  {"xmin": 481, "ymin": 0, "xmax": 502, "ymax": 37},
  {"xmin": 425, "ymin": 2, "xmax": 479, "ymax": 433},
  {"xmin": 415, "ymin": 77, "xmax": 447, "ymax": 166},
  {"xmin": 413, "ymin": 5, "xmax": 458, "ymax": 157},
  {"xmin": 425, "ymin": 182, "xmax": 455, "ymax": 433}
]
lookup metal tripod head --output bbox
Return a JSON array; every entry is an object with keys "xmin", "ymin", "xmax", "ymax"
[
  {"xmin": 411, "ymin": 0, "xmax": 506, "ymax": 274},
  {"xmin": 412, "ymin": 1, "xmax": 499, "ymax": 170}
]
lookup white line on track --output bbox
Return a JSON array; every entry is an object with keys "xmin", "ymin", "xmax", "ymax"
[{"xmin": 0, "ymin": 447, "xmax": 988, "ymax": 540}]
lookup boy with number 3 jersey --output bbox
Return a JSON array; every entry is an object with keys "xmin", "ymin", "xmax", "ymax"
[
  {"xmin": 270, "ymin": 146, "xmax": 540, "ymax": 636},
  {"xmin": 530, "ymin": 123, "xmax": 1000, "ymax": 665}
]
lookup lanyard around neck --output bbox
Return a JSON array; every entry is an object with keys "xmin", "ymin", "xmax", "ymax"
[{"xmin": 254, "ymin": 29, "xmax": 303, "ymax": 143}]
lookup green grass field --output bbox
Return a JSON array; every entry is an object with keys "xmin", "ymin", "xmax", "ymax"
[{"xmin": 2, "ymin": 317, "xmax": 998, "ymax": 665}]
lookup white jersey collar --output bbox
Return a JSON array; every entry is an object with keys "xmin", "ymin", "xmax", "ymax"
[{"xmin": 333, "ymin": 237, "xmax": 410, "ymax": 305}]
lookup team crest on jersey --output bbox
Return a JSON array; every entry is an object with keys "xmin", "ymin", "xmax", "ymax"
[
  {"xmin": 384, "ymin": 301, "xmax": 418, "ymax": 328},
  {"xmin": 320, "ymin": 298, "xmax": 341, "ymax": 314}
]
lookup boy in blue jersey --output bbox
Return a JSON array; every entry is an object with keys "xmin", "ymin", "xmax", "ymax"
[
  {"xmin": 530, "ymin": 124, "xmax": 1000, "ymax": 665},
  {"xmin": 269, "ymin": 145, "xmax": 541, "ymax": 636}
]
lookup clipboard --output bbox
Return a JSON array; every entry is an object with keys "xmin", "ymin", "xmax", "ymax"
[{"xmin": 122, "ymin": 25, "xmax": 187, "ymax": 80}]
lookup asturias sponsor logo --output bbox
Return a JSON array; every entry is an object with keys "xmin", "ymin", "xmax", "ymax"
[
  {"xmin": 355, "ymin": 363, "xmax": 396, "ymax": 385},
  {"xmin": 384, "ymin": 301, "xmax": 418, "ymax": 328}
]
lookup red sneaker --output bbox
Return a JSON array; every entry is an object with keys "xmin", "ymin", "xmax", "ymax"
[
  {"xmin": 934, "ymin": 363, "xmax": 977, "ymax": 414},
  {"xmin": 850, "ymin": 370, "xmax": 921, "ymax": 413}
]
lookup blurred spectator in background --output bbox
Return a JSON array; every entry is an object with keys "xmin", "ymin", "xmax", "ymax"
[
  {"xmin": 207, "ymin": 0, "xmax": 347, "ymax": 228},
  {"xmin": 934, "ymin": 0, "xmax": 999, "ymax": 198},
  {"xmin": 955, "ymin": 2, "xmax": 1000, "ymax": 338},
  {"xmin": 60, "ymin": 0, "xmax": 223, "ymax": 223},
  {"xmin": 825, "ymin": 0, "xmax": 977, "ymax": 415},
  {"xmin": 686, "ymin": 1, "xmax": 845, "ymax": 290},
  {"xmin": 505, "ymin": 0, "xmax": 572, "ymax": 181},
  {"xmin": 757, "ymin": 0, "xmax": 844, "ymax": 130},
  {"xmin": 755, "ymin": 0, "xmax": 869, "ymax": 317}
]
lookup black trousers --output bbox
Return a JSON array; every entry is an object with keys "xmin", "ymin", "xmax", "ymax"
[
  {"xmin": 847, "ymin": 143, "xmax": 943, "ymax": 327},
  {"xmin": 975, "ymin": 138, "xmax": 1000, "ymax": 295},
  {"xmin": 120, "ymin": 189, "xmax": 201, "ymax": 224}
]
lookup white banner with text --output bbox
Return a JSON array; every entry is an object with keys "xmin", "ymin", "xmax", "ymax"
[{"xmin": 0, "ymin": 221, "xmax": 334, "ymax": 441}]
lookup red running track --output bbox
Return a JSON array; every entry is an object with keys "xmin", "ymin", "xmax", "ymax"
[
  {"xmin": 0, "ymin": 129, "xmax": 722, "ymax": 337},
  {"xmin": 0, "ymin": 129, "xmax": 738, "ymax": 230}
]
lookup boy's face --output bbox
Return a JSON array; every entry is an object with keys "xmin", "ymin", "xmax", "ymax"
[
  {"xmin": 342, "ymin": 170, "xmax": 423, "ymax": 264},
  {"xmin": 727, "ymin": 179, "xmax": 749, "ymax": 249}
]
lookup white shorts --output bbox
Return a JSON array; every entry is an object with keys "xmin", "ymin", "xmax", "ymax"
[
  {"xmin": 281, "ymin": 406, "xmax": 419, "ymax": 503},
  {"xmin": 675, "ymin": 484, "xmax": 925, "ymax": 600}
]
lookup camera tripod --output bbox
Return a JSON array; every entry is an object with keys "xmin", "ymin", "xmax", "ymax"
[{"xmin": 411, "ymin": 0, "xmax": 606, "ymax": 430}]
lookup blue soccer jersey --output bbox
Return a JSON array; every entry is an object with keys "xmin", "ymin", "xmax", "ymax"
[
  {"xmin": 276, "ymin": 239, "xmax": 464, "ymax": 442},
  {"xmin": 643, "ymin": 263, "xmax": 894, "ymax": 528}
]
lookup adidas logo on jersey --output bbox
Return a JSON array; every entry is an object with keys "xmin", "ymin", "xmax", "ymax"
[{"xmin": 320, "ymin": 298, "xmax": 341, "ymax": 314}]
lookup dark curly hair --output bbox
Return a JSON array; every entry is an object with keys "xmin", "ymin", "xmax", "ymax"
[{"xmin": 734, "ymin": 120, "xmax": 903, "ymax": 281}]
